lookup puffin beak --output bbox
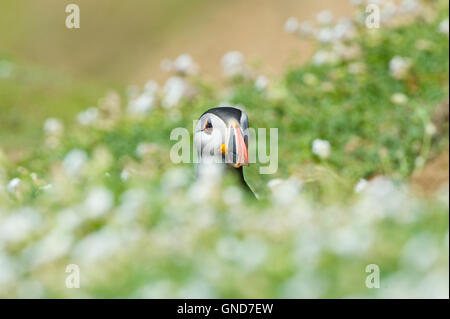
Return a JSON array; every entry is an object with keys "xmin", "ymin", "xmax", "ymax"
[{"xmin": 224, "ymin": 120, "xmax": 248, "ymax": 167}]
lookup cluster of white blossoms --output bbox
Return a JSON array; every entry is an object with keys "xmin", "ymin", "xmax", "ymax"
[
  {"xmin": 126, "ymin": 76, "xmax": 192, "ymax": 113},
  {"xmin": 3, "ymin": 153, "xmax": 444, "ymax": 297},
  {"xmin": 285, "ymin": 10, "xmax": 364, "ymax": 68},
  {"xmin": 285, "ymin": 0, "xmax": 434, "ymax": 70},
  {"xmin": 439, "ymin": 17, "xmax": 449, "ymax": 36},
  {"xmin": 311, "ymin": 50, "xmax": 340, "ymax": 66},
  {"xmin": 350, "ymin": 0, "xmax": 422, "ymax": 19},
  {"xmin": 126, "ymin": 54, "xmax": 200, "ymax": 114},
  {"xmin": 354, "ymin": 178, "xmax": 369, "ymax": 193},
  {"xmin": 43, "ymin": 118, "xmax": 64, "ymax": 135},
  {"xmin": 284, "ymin": 17, "xmax": 301, "ymax": 34},
  {"xmin": 0, "ymin": 60, "xmax": 13, "ymax": 79},
  {"xmin": 254, "ymin": 75, "xmax": 269, "ymax": 91}
]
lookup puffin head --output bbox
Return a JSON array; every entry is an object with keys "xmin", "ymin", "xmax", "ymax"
[{"xmin": 194, "ymin": 106, "xmax": 249, "ymax": 168}]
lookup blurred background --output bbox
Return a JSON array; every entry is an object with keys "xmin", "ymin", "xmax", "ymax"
[{"xmin": 0, "ymin": 0, "xmax": 449, "ymax": 298}]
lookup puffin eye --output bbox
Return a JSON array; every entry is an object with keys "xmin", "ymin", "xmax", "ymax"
[{"xmin": 204, "ymin": 120, "xmax": 213, "ymax": 133}]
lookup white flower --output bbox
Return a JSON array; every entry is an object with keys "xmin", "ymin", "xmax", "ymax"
[
  {"xmin": 348, "ymin": 62, "xmax": 366, "ymax": 74},
  {"xmin": 354, "ymin": 178, "xmax": 369, "ymax": 193},
  {"xmin": 137, "ymin": 281, "xmax": 175, "ymax": 298},
  {"xmin": 415, "ymin": 39, "xmax": 432, "ymax": 51},
  {"xmin": 188, "ymin": 164, "xmax": 223, "ymax": 203},
  {"xmin": 126, "ymin": 85, "xmax": 140, "ymax": 99},
  {"xmin": 223, "ymin": 186, "xmax": 243, "ymax": 206},
  {"xmin": 333, "ymin": 43, "xmax": 361, "ymax": 60},
  {"xmin": 284, "ymin": 17, "xmax": 300, "ymax": 34},
  {"xmin": 73, "ymin": 229, "xmax": 122, "ymax": 265},
  {"xmin": 173, "ymin": 54, "xmax": 198, "ymax": 75},
  {"xmin": 355, "ymin": 176, "xmax": 409, "ymax": 221},
  {"xmin": 0, "ymin": 254, "xmax": 16, "ymax": 286},
  {"xmin": 254, "ymin": 75, "xmax": 269, "ymax": 90},
  {"xmin": 221, "ymin": 51, "xmax": 245, "ymax": 77},
  {"xmin": 299, "ymin": 21, "xmax": 315, "ymax": 36},
  {"xmin": 63, "ymin": 149, "xmax": 88, "ymax": 176},
  {"xmin": 303, "ymin": 73, "xmax": 318, "ymax": 86},
  {"xmin": 349, "ymin": 0, "xmax": 366, "ymax": 6},
  {"xmin": 401, "ymin": 233, "xmax": 439, "ymax": 271},
  {"xmin": 77, "ymin": 107, "xmax": 99, "ymax": 125},
  {"xmin": 333, "ymin": 19, "xmax": 356, "ymax": 40},
  {"xmin": 320, "ymin": 82, "xmax": 335, "ymax": 92},
  {"xmin": 136, "ymin": 142, "xmax": 155, "ymax": 158},
  {"xmin": 160, "ymin": 58, "xmax": 173, "ymax": 73},
  {"xmin": 7, "ymin": 177, "xmax": 21, "ymax": 193},
  {"xmin": 312, "ymin": 50, "xmax": 339, "ymax": 66},
  {"xmin": 438, "ymin": 18, "xmax": 449, "ymax": 36},
  {"xmin": 162, "ymin": 76, "xmax": 188, "ymax": 108},
  {"xmin": 120, "ymin": 169, "xmax": 130, "ymax": 181},
  {"xmin": 317, "ymin": 10, "xmax": 333, "ymax": 25},
  {"xmin": 267, "ymin": 178, "xmax": 284, "ymax": 190},
  {"xmin": 316, "ymin": 27, "xmax": 335, "ymax": 43},
  {"xmin": 25, "ymin": 230, "xmax": 73, "ymax": 268},
  {"xmin": 415, "ymin": 156, "xmax": 425, "ymax": 168},
  {"xmin": 41, "ymin": 184, "xmax": 53, "ymax": 191},
  {"xmin": 0, "ymin": 208, "xmax": 41, "ymax": 244},
  {"xmin": 84, "ymin": 187, "xmax": 114, "ymax": 218},
  {"xmin": 127, "ymin": 92, "xmax": 155, "ymax": 114},
  {"xmin": 144, "ymin": 80, "xmax": 159, "ymax": 94},
  {"xmin": 381, "ymin": 1, "xmax": 397, "ymax": 22},
  {"xmin": 389, "ymin": 56, "xmax": 411, "ymax": 79},
  {"xmin": 43, "ymin": 118, "xmax": 64, "ymax": 135},
  {"xmin": 161, "ymin": 168, "xmax": 190, "ymax": 192},
  {"xmin": 312, "ymin": 51, "xmax": 328, "ymax": 65},
  {"xmin": 391, "ymin": 93, "xmax": 408, "ymax": 105},
  {"xmin": 168, "ymin": 109, "xmax": 182, "ymax": 122},
  {"xmin": 312, "ymin": 139, "xmax": 331, "ymax": 159},
  {"xmin": 17, "ymin": 280, "xmax": 45, "ymax": 298},
  {"xmin": 399, "ymin": 0, "xmax": 420, "ymax": 14}
]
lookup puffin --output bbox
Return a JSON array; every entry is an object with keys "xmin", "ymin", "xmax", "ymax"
[{"xmin": 194, "ymin": 106, "xmax": 255, "ymax": 197}]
